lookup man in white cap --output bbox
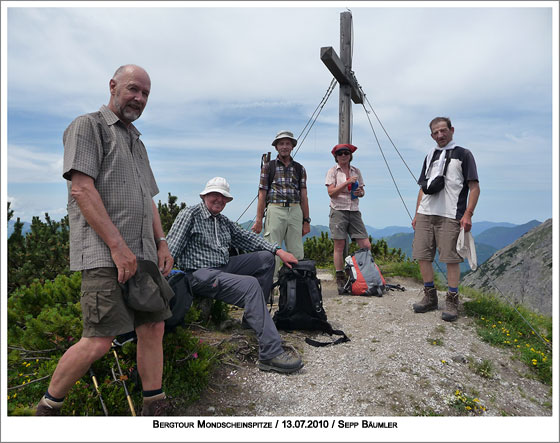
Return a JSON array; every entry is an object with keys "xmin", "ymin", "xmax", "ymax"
[
  {"xmin": 252, "ymin": 130, "xmax": 311, "ymax": 289},
  {"xmin": 166, "ymin": 177, "xmax": 304, "ymax": 374}
]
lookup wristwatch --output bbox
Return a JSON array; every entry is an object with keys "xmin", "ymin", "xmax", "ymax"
[{"xmin": 303, "ymin": 217, "xmax": 311, "ymax": 224}]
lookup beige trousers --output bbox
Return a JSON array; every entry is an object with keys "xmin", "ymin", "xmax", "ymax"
[{"xmin": 263, "ymin": 204, "xmax": 304, "ymax": 279}]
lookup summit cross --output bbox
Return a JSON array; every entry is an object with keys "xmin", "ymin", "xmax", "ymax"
[{"xmin": 321, "ymin": 11, "xmax": 364, "ymax": 145}]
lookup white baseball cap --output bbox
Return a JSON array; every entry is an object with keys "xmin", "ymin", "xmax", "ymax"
[{"xmin": 199, "ymin": 177, "xmax": 233, "ymax": 202}]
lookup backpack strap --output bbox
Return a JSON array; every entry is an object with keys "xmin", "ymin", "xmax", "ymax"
[
  {"xmin": 385, "ymin": 283, "xmax": 406, "ymax": 292},
  {"xmin": 304, "ymin": 321, "xmax": 350, "ymax": 347},
  {"xmin": 286, "ymin": 278, "xmax": 297, "ymax": 312},
  {"xmin": 271, "ymin": 270, "xmax": 297, "ymax": 312},
  {"xmin": 292, "ymin": 161, "xmax": 303, "ymax": 185},
  {"xmin": 442, "ymin": 149, "xmax": 452, "ymax": 176},
  {"xmin": 304, "ymin": 273, "xmax": 323, "ymax": 313},
  {"xmin": 267, "ymin": 159, "xmax": 276, "ymax": 194}
]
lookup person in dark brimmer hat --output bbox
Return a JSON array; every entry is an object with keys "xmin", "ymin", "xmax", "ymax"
[{"xmin": 251, "ymin": 130, "xmax": 311, "ymax": 287}]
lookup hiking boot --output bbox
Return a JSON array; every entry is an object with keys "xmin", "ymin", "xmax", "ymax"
[
  {"xmin": 259, "ymin": 350, "xmax": 303, "ymax": 374},
  {"xmin": 141, "ymin": 393, "xmax": 170, "ymax": 416},
  {"xmin": 35, "ymin": 396, "xmax": 63, "ymax": 416},
  {"xmin": 336, "ymin": 271, "xmax": 348, "ymax": 295},
  {"xmin": 442, "ymin": 291, "xmax": 459, "ymax": 322},
  {"xmin": 413, "ymin": 287, "xmax": 438, "ymax": 313}
]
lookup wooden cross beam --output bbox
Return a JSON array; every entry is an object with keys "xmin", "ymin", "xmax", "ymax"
[{"xmin": 321, "ymin": 11, "xmax": 364, "ymax": 144}]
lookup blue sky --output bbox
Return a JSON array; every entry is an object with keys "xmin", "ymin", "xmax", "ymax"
[{"xmin": 2, "ymin": 2, "xmax": 557, "ymax": 232}]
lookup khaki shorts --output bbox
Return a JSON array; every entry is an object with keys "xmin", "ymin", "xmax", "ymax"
[
  {"xmin": 412, "ymin": 214, "xmax": 463, "ymax": 263},
  {"xmin": 329, "ymin": 208, "xmax": 369, "ymax": 240},
  {"xmin": 80, "ymin": 267, "xmax": 171, "ymax": 337}
]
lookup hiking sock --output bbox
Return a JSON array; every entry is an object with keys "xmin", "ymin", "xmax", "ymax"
[
  {"xmin": 44, "ymin": 390, "xmax": 65, "ymax": 403},
  {"xmin": 424, "ymin": 281, "xmax": 435, "ymax": 289},
  {"xmin": 143, "ymin": 388, "xmax": 163, "ymax": 399},
  {"xmin": 448, "ymin": 286, "xmax": 458, "ymax": 293}
]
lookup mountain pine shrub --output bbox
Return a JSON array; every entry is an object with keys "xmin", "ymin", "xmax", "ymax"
[{"xmin": 7, "ymin": 273, "xmax": 220, "ymax": 415}]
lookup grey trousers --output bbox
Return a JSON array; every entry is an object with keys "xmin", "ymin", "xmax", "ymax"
[{"xmin": 187, "ymin": 251, "xmax": 283, "ymax": 360}]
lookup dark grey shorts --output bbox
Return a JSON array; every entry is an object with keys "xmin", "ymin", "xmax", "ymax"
[{"xmin": 80, "ymin": 267, "xmax": 171, "ymax": 337}]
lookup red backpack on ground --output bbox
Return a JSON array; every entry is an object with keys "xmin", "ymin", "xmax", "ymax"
[{"xmin": 344, "ymin": 248, "xmax": 386, "ymax": 297}]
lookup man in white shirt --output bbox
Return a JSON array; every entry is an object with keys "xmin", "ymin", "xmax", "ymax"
[{"xmin": 411, "ymin": 117, "xmax": 480, "ymax": 322}]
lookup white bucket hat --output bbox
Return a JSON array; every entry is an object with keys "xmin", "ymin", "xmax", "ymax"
[
  {"xmin": 271, "ymin": 130, "xmax": 297, "ymax": 147},
  {"xmin": 199, "ymin": 177, "xmax": 233, "ymax": 202}
]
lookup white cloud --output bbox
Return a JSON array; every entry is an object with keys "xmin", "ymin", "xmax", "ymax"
[
  {"xmin": 4, "ymin": 3, "xmax": 556, "ymax": 227},
  {"xmin": 7, "ymin": 144, "xmax": 64, "ymax": 184}
]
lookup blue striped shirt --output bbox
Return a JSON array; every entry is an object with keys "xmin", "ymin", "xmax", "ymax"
[{"xmin": 166, "ymin": 202, "xmax": 277, "ymax": 270}]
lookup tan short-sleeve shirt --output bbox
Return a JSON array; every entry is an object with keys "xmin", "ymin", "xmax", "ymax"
[
  {"xmin": 63, "ymin": 105, "xmax": 159, "ymax": 270},
  {"xmin": 325, "ymin": 164, "xmax": 364, "ymax": 211}
]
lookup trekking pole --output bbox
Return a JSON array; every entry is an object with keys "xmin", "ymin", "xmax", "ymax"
[
  {"xmin": 89, "ymin": 368, "xmax": 109, "ymax": 416},
  {"xmin": 111, "ymin": 346, "xmax": 136, "ymax": 416}
]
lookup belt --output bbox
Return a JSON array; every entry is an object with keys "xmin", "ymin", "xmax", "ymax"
[{"xmin": 268, "ymin": 202, "xmax": 298, "ymax": 207}]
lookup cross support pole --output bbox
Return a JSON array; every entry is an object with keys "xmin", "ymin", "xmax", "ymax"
[{"xmin": 320, "ymin": 11, "xmax": 364, "ymax": 145}]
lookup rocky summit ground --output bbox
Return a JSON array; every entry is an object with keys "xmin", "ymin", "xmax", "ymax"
[{"xmin": 175, "ymin": 272, "xmax": 552, "ymax": 418}]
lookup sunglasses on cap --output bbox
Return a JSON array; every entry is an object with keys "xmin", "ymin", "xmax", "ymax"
[{"xmin": 336, "ymin": 150, "xmax": 351, "ymax": 156}]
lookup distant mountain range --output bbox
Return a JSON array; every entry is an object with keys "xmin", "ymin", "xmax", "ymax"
[
  {"xmin": 379, "ymin": 220, "xmax": 542, "ymax": 275},
  {"xmin": 234, "ymin": 219, "xmax": 542, "ymax": 275},
  {"xmin": 7, "ymin": 220, "xmax": 32, "ymax": 237},
  {"xmin": 9, "ymin": 217, "xmax": 542, "ymax": 276},
  {"xmin": 472, "ymin": 220, "xmax": 541, "ymax": 250}
]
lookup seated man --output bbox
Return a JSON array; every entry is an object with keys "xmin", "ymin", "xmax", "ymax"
[{"xmin": 166, "ymin": 177, "xmax": 303, "ymax": 374}]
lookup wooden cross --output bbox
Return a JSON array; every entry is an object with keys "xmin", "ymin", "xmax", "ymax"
[{"xmin": 321, "ymin": 11, "xmax": 364, "ymax": 144}]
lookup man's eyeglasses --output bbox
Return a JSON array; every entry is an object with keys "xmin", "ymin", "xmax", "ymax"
[{"xmin": 336, "ymin": 150, "xmax": 351, "ymax": 156}]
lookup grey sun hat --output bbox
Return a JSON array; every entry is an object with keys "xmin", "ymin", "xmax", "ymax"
[
  {"xmin": 272, "ymin": 130, "xmax": 297, "ymax": 147},
  {"xmin": 199, "ymin": 177, "xmax": 233, "ymax": 202}
]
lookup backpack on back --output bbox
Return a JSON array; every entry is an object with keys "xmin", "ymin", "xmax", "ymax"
[
  {"xmin": 344, "ymin": 248, "xmax": 386, "ymax": 297},
  {"xmin": 272, "ymin": 260, "xmax": 349, "ymax": 347}
]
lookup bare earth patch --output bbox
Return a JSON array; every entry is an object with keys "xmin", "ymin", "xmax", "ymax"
[{"xmin": 176, "ymin": 273, "xmax": 552, "ymax": 418}]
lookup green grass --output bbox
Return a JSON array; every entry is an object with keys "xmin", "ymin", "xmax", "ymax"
[
  {"xmin": 380, "ymin": 260, "xmax": 422, "ymax": 281},
  {"xmin": 461, "ymin": 286, "xmax": 552, "ymax": 385}
]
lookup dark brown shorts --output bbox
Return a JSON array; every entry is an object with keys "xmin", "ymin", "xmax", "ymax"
[
  {"xmin": 80, "ymin": 267, "xmax": 171, "ymax": 337},
  {"xmin": 329, "ymin": 208, "xmax": 369, "ymax": 240},
  {"xmin": 412, "ymin": 214, "xmax": 463, "ymax": 263}
]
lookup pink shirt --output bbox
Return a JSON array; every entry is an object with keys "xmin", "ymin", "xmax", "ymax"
[{"xmin": 325, "ymin": 164, "xmax": 364, "ymax": 211}]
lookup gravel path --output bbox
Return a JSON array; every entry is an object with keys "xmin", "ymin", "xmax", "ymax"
[{"xmin": 178, "ymin": 273, "xmax": 552, "ymax": 418}]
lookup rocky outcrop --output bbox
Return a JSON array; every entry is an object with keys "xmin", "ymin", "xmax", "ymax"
[{"xmin": 462, "ymin": 219, "xmax": 552, "ymax": 315}]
